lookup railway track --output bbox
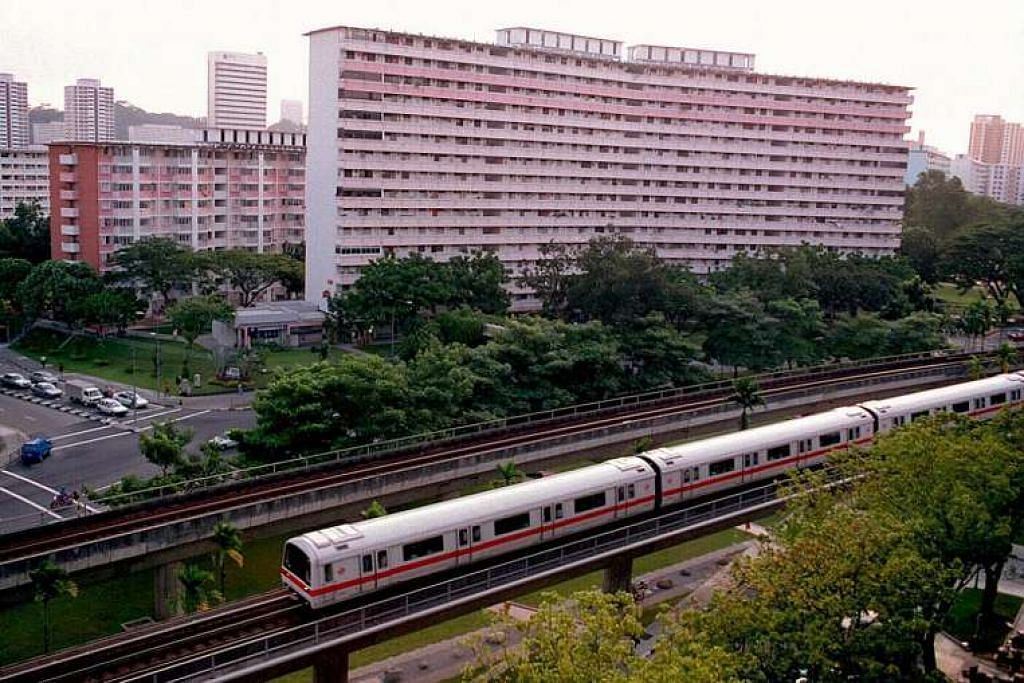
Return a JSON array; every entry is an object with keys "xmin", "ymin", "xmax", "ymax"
[{"xmin": 0, "ymin": 352, "xmax": 982, "ymax": 567}]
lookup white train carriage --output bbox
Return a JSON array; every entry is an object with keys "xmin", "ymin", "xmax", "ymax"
[
  {"xmin": 859, "ymin": 373, "xmax": 1024, "ymax": 432},
  {"xmin": 641, "ymin": 407, "xmax": 875, "ymax": 507},
  {"xmin": 282, "ymin": 457, "xmax": 657, "ymax": 607}
]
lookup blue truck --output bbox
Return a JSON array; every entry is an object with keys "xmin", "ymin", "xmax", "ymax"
[{"xmin": 20, "ymin": 437, "xmax": 52, "ymax": 465}]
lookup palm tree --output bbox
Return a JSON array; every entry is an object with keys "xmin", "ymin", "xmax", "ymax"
[
  {"xmin": 210, "ymin": 521, "xmax": 244, "ymax": 598},
  {"xmin": 495, "ymin": 461, "xmax": 524, "ymax": 487},
  {"xmin": 995, "ymin": 342, "xmax": 1018, "ymax": 374},
  {"xmin": 732, "ymin": 377, "xmax": 765, "ymax": 431},
  {"xmin": 30, "ymin": 560, "xmax": 78, "ymax": 653},
  {"xmin": 968, "ymin": 355, "xmax": 986, "ymax": 381},
  {"xmin": 177, "ymin": 563, "xmax": 219, "ymax": 614}
]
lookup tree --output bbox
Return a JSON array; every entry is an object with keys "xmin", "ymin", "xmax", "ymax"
[
  {"xmin": 361, "ymin": 500, "xmax": 387, "ymax": 519},
  {"xmin": 176, "ymin": 563, "xmax": 219, "ymax": 614},
  {"xmin": 206, "ymin": 250, "xmax": 295, "ymax": 307},
  {"xmin": 30, "ymin": 559, "xmax": 78, "ymax": 654},
  {"xmin": 730, "ymin": 376, "xmax": 764, "ymax": 430},
  {"xmin": 942, "ymin": 222, "xmax": 1024, "ymax": 310},
  {"xmin": 344, "ymin": 253, "xmax": 452, "ymax": 330},
  {"xmin": 274, "ymin": 253, "xmax": 305, "ymax": 300},
  {"xmin": 519, "ymin": 241, "xmax": 574, "ymax": 318},
  {"xmin": 701, "ymin": 290, "xmax": 781, "ymax": 373},
  {"xmin": 70, "ymin": 289, "xmax": 145, "ymax": 335},
  {"xmin": 166, "ymin": 295, "xmax": 234, "ymax": 368},
  {"xmin": 210, "ymin": 521, "xmax": 244, "ymax": 598},
  {"xmin": 494, "ymin": 461, "xmax": 524, "ymax": 487},
  {"xmin": 767, "ymin": 297, "xmax": 825, "ymax": 368},
  {"xmin": 904, "ymin": 170, "xmax": 1009, "ymax": 242},
  {"xmin": 616, "ymin": 314, "xmax": 708, "ymax": 391},
  {"xmin": 445, "ymin": 252, "xmax": 510, "ymax": 314},
  {"xmin": 968, "ymin": 355, "xmax": 986, "ymax": 381},
  {"xmin": 961, "ymin": 299, "xmax": 994, "ymax": 351},
  {"xmin": 466, "ymin": 590, "xmax": 743, "ymax": 682},
  {"xmin": 826, "ymin": 313, "xmax": 892, "ymax": 360},
  {"xmin": 110, "ymin": 237, "xmax": 196, "ymax": 309},
  {"xmin": 0, "ymin": 200, "xmax": 51, "ymax": 263},
  {"xmin": 139, "ymin": 420, "xmax": 193, "ymax": 476},
  {"xmin": 15, "ymin": 260, "xmax": 103, "ymax": 324},
  {"xmin": 887, "ymin": 312, "xmax": 946, "ymax": 355},
  {"xmin": 900, "ymin": 226, "xmax": 942, "ymax": 284},
  {"xmin": 995, "ymin": 341, "xmax": 1018, "ymax": 373}
]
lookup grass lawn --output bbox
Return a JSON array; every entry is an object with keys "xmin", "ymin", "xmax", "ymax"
[{"xmin": 945, "ymin": 588, "xmax": 1022, "ymax": 652}]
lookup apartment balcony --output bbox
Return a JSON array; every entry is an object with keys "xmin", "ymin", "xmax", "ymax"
[
  {"xmin": 59, "ymin": 172, "xmax": 76, "ymax": 183},
  {"xmin": 60, "ymin": 207, "xmax": 79, "ymax": 218},
  {"xmin": 61, "ymin": 242, "xmax": 81, "ymax": 254},
  {"xmin": 60, "ymin": 225, "xmax": 80, "ymax": 236},
  {"xmin": 60, "ymin": 190, "xmax": 77, "ymax": 200},
  {"xmin": 58, "ymin": 154, "xmax": 78, "ymax": 165}
]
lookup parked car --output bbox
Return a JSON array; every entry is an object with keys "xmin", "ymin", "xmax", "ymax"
[
  {"xmin": 113, "ymin": 391, "xmax": 149, "ymax": 409},
  {"xmin": 1008, "ymin": 330, "xmax": 1024, "ymax": 342},
  {"xmin": 207, "ymin": 434, "xmax": 239, "ymax": 450},
  {"xmin": 96, "ymin": 398, "xmax": 129, "ymax": 416},
  {"xmin": 29, "ymin": 370, "xmax": 59, "ymax": 384},
  {"xmin": 31, "ymin": 382, "xmax": 62, "ymax": 399},
  {"xmin": 1, "ymin": 372, "xmax": 31, "ymax": 389},
  {"xmin": 20, "ymin": 437, "xmax": 52, "ymax": 465},
  {"xmin": 65, "ymin": 379, "xmax": 103, "ymax": 407}
]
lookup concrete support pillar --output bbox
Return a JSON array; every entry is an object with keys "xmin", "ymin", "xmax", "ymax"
[
  {"xmin": 314, "ymin": 648, "xmax": 349, "ymax": 683},
  {"xmin": 154, "ymin": 560, "xmax": 182, "ymax": 620},
  {"xmin": 603, "ymin": 555, "xmax": 633, "ymax": 595}
]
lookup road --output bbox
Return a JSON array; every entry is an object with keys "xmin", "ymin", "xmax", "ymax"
[{"xmin": 0, "ymin": 393, "xmax": 255, "ymax": 534}]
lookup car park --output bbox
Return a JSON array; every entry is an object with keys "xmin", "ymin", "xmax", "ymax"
[
  {"xmin": 20, "ymin": 437, "xmax": 52, "ymax": 465},
  {"xmin": 31, "ymin": 382, "xmax": 62, "ymax": 399},
  {"xmin": 208, "ymin": 434, "xmax": 239, "ymax": 450},
  {"xmin": 29, "ymin": 370, "xmax": 59, "ymax": 384},
  {"xmin": 1, "ymin": 372, "xmax": 31, "ymax": 389},
  {"xmin": 65, "ymin": 379, "xmax": 103, "ymax": 407},
  {"xmin": 113, "ymin": 391, "xmax": 149, "ymax": 409},
  {"xmin": 96, "ymin": 397, "xmax": 129, "ymax": 416}
]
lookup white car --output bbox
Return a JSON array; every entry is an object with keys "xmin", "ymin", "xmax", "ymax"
[
  {"xmin": 31, "ymin": 382, "xmax": 63, "ymax": 399},
  {"xmin": 208, "ymin": 434, "xmax": 239, "ymax": 450},
  {"xmin": 2, "ymin": 373, "xmax": 31, "ymax": 389},
  {"xmin": 96, "ymin": 398, "xmax": 129, "ymax": 416},
  {"xmin": 29, "ymin": 370, "xmax": 59, "ymax": 384},
  {"xmin": 113, "ymin": 391, "xmax": 149, "ymax": 409}
]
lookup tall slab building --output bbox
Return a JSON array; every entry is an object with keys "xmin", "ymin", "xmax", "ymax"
[
  {"xmin": 304, "ymin": 25, "xmax": 912, "ymax": 309},
  {"xmin": 0, "ymin": 73, "xmax": 30, "ymax": 148},
  {"xmin": 64, "ymin": 78, "xmax": 115, "ymax": 142},
  {"xmin": 208, "ymin": 51, "xmax": 268, "ymax": 130}
]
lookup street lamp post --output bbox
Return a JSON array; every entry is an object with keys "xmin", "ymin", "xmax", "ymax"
[
  {"xmin": 150, "ymin": 332, "xmax": 162, "ymax": 400},
  {"xmin": 131, "ymin": 346, "xmax": 138, "ymax": 426}
]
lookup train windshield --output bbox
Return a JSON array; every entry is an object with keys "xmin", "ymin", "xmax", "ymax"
[{"xmin": 283, "ymin": 542, "xmax": 311, "ymax": 585}]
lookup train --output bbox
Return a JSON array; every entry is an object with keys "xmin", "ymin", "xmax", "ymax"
[{"xmin": 281, "ymin": 372, "xmax": 1024, "ymax": 608}]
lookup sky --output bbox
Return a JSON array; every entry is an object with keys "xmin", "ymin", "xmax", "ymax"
[{"xmin": 1, "ymin": 0, "xmax": 1021, "ymax": 155}]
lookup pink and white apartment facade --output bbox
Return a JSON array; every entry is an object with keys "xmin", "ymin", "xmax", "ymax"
[
  {"xmin": 305, "ymin": 26, "xmax": 912, "ymax": 309},
  {"xmin": 49, "ymin": 129, "xmax": 305, "ymax": 270}
]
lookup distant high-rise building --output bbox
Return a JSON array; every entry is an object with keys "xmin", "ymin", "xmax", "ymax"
[
  {"xmin": 280, "ymin": 99, "xmax": 303, "ymax": 125},
  {"xmin": 968, "ymin": 115, "xmax": 1024, "ymax": 166},
  {"xmin": 905, "ymin": 131, "xmax": 950, "ymax": 185},
  {"xmin": 32, "ymin": 121, "xmax": 66, "ymax": 145},
  {"xmin": 64, "ymin": 78, "xmax": 115, "ymax": 142},
  {"xmin": 0, "ymin": 73, "xmax": 30, "ymax": 148},
  {"xmin": 0, "ymin": 148, "xmax": 49, "ymax": 219},
  {"xmin": 207, "ymin": 51, "xmax": 267, "ymax": 130}
]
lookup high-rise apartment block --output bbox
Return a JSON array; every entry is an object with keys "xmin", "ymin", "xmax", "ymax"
[
  {"xmin": 208, "ymin": 52, "xmax": 268, "ymax": 130},
  {"xmin": 49, "ymin": 129, "xmax": 305, "ymax": 269},
  {"xmin": 281, "ymin": 99, "xmax": 303, "ymax": 125},
  {"xmin": 32, "ymin": 121, "xmax": 66, "ymax": 145},
  {"xmin": 304, "ymin": 25, "xmax": 912, "ymax": 309},
  {"xmin": 64, "ymin": 78, "xmax": 115, "ymax": 142},
  {"xmin": 0, "ymin": 73, "xmax": 30, "ymax": 148},
  {"xmin": 905, "ymin": 131, "xmax": 950, "ymax": 185},
  {"xmin": 969, "ymin": 115, "xmax": 1024, "ymax": 166},
  {"xmin": 0, "ymin": 148, "xmax": 49, "ymax": 219},
  {"xmin": 953, "ymin": 115, "xmax": 1024, "ymax": 206}
]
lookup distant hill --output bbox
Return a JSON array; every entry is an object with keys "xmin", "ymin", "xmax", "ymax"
[{"xmin": 29, "ymin": 102, "xmax": 202, "ymax": 139}]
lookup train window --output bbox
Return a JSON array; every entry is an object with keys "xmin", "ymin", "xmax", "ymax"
[
  {"xmin": 990, "ymin": 393, "xmax": 1007, "ymax": 405},
  {"xmin": 627, "ymin": 483, "xmax": 636, "ymax": 498},
  {"xmin": 709, "ymin": 458, "xmax": 735, "ymax": 476},
  {"xmin": 1013, "ymin": 390, "xmax": 1021, "ymax": 401},
  {"xmin": 494, "ymin": 512, "xmax": 532, "ymax": 536},
  {"xmin": 403, "ymin": 535, "xmax": 445, "ymax": 562},
  {"xmin": 974, "ymin": 398, "xmax": 984, "ymax": 410},
  {"xmin": 691, "ymin": 467, "xmax": 700, "ymax": 481},
  {"xmin": 574, "ymin": 491, "xmax": 607, "ymax": 514},
  {"xmin": 459, "ymin": 529, "xmax": 469, "ymax": 546},
  {"xmin": 362, "ymin": 554, "xmax": 373, "ymax": 573},
  {"xmin": 555, "ymin": 503, "xmax": 564, "ymax": 519},
  {"xmin": 683, "ymin": 469, "xmax": 691, "ymax": 483},
  {"xmin": 617, "ymin": 487, "xmax": 625, "ymax": 502},
  {"xmin": 377, "ymin": 550, "xmax": 389, "ymax": 568},
  {"xmin": 324, "ymin": 564, "xmax": 333, "ymax": 583},
  {"xmin": 911, "ymin": 411, "xmax": 929, "ymax": 421},
  {"xmin": 472, "ymin": 525, "xmax": 481, "ymax": 542},
  {"xmin": 283, "ymin": 543, "xmax": 312, "ymax": 585},
  {"xmin": 767, "ymin": 444, "xmax": 790, "ymax": 461},
  {"xmin": 952, "ymin": 401, "xmax": 970, "ymax": 413},
  {"xmin": 847, "ymin": 426, "xmax": 862, "ymax": 440},
  {"xmin": 819, "ymin": 432, "xmax": 842, "ymax": 447},
  {"xmin": 543, "ymin": 507, "xmax": 552, "ymax": 523}
]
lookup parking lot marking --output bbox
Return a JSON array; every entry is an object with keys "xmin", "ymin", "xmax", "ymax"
[
  {"xmin": 0, "ymin": 486, "xmax": 62, "ymax": 519},
  {"xmin": 135, "ymin": 407, "xmax": 183, "ymax": 422},
  {"xmin": 49, "ymin": 425, "xmax": 117, "ymax": 442},
  {"xmin": 1, "ymin": 470, "xmax": 101, "ymax": 513}
]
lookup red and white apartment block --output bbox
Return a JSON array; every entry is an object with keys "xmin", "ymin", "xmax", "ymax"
[
  {"xmin": 49, "ymin": 129, "xmax": 305, "ymax": 270},
  {"xmin": 304, "ymin": 26, "xmax": 912, "ymax": 310}
]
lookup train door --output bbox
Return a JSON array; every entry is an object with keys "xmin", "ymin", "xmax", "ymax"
[
  {"xmin": 742, "ymin": 452, "xmax": 759, "ymax": 483},
  {"xmin": 614, "ymin": 485, "xmax": 627, "ymax": 518},
  {"xmin": 796, "ymin": 438, "xmax": 813, "ymax": 467},
  {"xmin": 540, "ymin": 505, "xmax": 554, "ymax": 541},
  {"xmin": 456, "ymin": 527, "xmax": 472, "ymax": 564},
  {"xmin": 359, "ymin": 551, "xmax": 378, "ymax": 593}
]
